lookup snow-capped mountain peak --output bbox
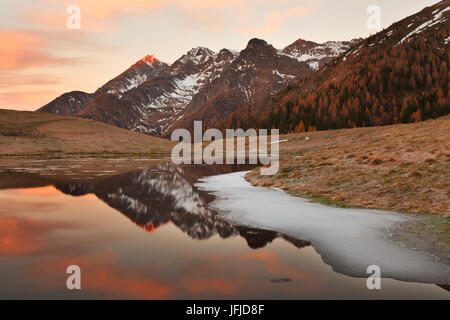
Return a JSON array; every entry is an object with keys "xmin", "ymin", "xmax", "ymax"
[
  {"xmin": 281, "ymin": 38, "xmax": 361, "ymax": 70},
  {"xmin": 179, "ymin": 47, "xmax": 217, "ymax": 65},
  {"xmin": 140, "ymin": 54, "xmax": 160, "ymax": 66}
]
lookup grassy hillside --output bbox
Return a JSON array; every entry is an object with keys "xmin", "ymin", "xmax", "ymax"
[
  {"xmin": 247, "ymin": 115, "xmax": 450, "ymax": 215},
  {"xmin": 0, "ymin": 109, "xmax": 174, "ymax": 156}
]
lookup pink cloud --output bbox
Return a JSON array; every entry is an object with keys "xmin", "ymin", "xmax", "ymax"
[
  {"xmin": 0, "ymin": 31, "xmax": 62, "ymax": 70},
  {"xmin": 0, "ymin": 73, "xmax": 61, "ymax": 89},
  {"xmin": 240, "ymin": 4, "xmax": 319, "ymax": 35},
  {"xmin": 24, "ymin": 0, "xmax": 242, "ymax": 34},
  {"xmin": 0, "ymin": 30, "xmax": 84, "ymax": 71},
  {"xmin": 0, "ymin": 90, "xmax": 61, "ymax": 111},
  {"xmin": 23, "ymin": 0, "xmax": 318, "ymax": 35}
]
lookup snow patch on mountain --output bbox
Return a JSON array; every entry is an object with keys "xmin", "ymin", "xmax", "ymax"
[
  {"xmin": 142, "ymin": 73, "xmax": 207, "ymax": 110},
  {"xmin": 177, "ymin": 47, "xmax": 217, "ymax": 66},
  {"xmin": 308, "ymin": 61, "xmax": 319, "ymax": 70},
  {"xmin": 121, "ymin": 74, "xmax": 147, "ymax": 93},
  {"xmin": 399, "ymin": 6, "xmax": 449, "ymax": 44},
  {"xmin": 273, "ymin": 70, "xmax": 296, "ymax": 81},
  {"xmin": 280, "ymin": 39, "xmax": 357, "ymax": 71}
]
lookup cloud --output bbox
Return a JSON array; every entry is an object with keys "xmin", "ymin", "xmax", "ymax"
[
  {"xmin": 0, "ymin": 90, "xmax": 61, "ymax": 111},
  {"xmin": 0, "ymin": 27, "xmax": 117, "ymax": 110},
  {"xmin": 0, "ymin": 30, "xmax": 78, "ymax": 70},
  {"xmin": 240, "ymin": 4, "xmax": 320, "ymax": 35},
  {"xmin": 21, "ymin": 1, "xmax": 160, "ymax": 34},
  {"xmin": 1, "ymin": 0, "xmax": 323, "ymax": 111},
  {"xmin": 181, "ymin": 10, "xmax": 226, "ymax": 32},
  {"xmin": 180, "ymin": 0, "xmax": 321, "ymax": 35},
  {"xmin": 0, "ymin": 29, "xmax": 86, "ymax": 110},
  {"xmin": 23, "ymin": 0, "xmax": 242, "ymax": 34},
  {"xmin": 23, "ymin": 0, "xmax": 317, "ymax": 35},
  {"xmin": 0, "ymin": 73, "xmax": 61, "ymax": 89}
]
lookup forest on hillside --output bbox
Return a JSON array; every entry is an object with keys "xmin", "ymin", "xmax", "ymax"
[{"xmin": 222, "ymin": 32, "xmax": 450, "ymax": 134}]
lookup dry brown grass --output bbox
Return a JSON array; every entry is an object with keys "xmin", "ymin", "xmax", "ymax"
[
  {"xmin": 246, "ymin": 116, "xmax": 450, "ymax": 215},
  {"xmin": 0, "ymin": 109, "xmax": 175, "ymax": 157}
]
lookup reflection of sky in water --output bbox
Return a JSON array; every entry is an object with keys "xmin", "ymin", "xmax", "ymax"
[{"xmin": 0, "ymin": 165, "xmax": 448, "ymax": 299}]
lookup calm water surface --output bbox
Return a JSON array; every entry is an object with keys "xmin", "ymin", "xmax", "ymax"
[{"xmin": 0, "ymin": 161, "xmax": 448, "ymax": 299}]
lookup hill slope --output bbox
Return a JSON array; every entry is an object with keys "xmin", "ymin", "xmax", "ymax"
[
  {"xmin": 0, "ymin": 109, "xmax": 173, "ymax": 156},
  {"xmin": 247, "ymin": 115, "xmax": 450, "ymax": 215}
]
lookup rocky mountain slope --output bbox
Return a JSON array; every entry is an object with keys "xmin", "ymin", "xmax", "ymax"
[
  {"xmin": 281, "ymin": 38, "xmax": 361, "ymax": 71},
  {"xmin": 38, "ymin": 37, "xmax": 359, "ymax": 136},
  {"xmin": 39, "ymin": 55, "xmax": 169, "ymax": 117}
]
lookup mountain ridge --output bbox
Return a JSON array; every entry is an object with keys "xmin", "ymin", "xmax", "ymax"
[
  {"xmin": 215, "ymin": 0, "xmax": 450, "ymax": 133},
  {"xmin": 38, "ymin": 36, "xmax": 360, "ymax": 136}
]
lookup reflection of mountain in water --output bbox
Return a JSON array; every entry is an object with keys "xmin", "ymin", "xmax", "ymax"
[{"xmin": 55, "ymin": 164, "xmax": 311, "ymax": 251}]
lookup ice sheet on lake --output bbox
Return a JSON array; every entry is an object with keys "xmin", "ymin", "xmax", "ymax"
[{"xmin": 196, "ymin": 171, "xmax": 449, "ymax": 284}]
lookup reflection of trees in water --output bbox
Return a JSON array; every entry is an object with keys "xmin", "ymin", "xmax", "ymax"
[{"xmin": 55, "ymin": 164, "xmax": 311, "ymax": 251}]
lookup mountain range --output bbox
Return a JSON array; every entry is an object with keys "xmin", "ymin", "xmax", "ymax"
[
  {"xmin": 216, "ymin": 1, "xmax": 450, "ymax": 132},
  {"xmin": 39, "ymin": 37, "xmax": 359, "ymax": 136},
  {"xmin": 39, "ymin": 0, "xmax": 449, "ymax": 137}
]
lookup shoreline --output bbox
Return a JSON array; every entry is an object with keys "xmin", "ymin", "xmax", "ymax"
[
  {"xmin": 197, "ymin": 171, "xmax": 449, "ymax": 284},
  {"xmin": 245, "ymin": 173, "xmax": 449, "ymax": 267},
  {"xmin": 390, "ymin": 214, "xmax": 449, "ymax": 266},
  {"xmin": 243, "ymin": 117, "xmax": 449, "ymax": 264},
  {"xmin": 245, "ymin": 117, "xmax": 449, "ymax": 215}
]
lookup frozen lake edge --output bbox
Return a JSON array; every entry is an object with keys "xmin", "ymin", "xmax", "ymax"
[{"xmin": 196, "ymin": 171, "xmax": 449, "ymax": 284}]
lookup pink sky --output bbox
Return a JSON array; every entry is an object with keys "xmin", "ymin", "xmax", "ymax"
[{"xmin": 0, "ymin": 0, "xmax": 440, "ymax": 111}]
